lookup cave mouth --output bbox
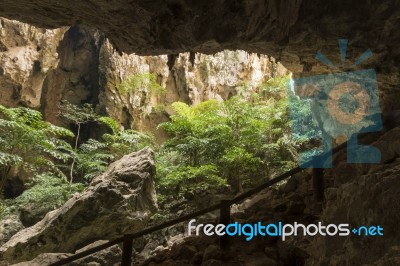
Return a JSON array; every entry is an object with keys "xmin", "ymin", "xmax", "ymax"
[{"xmin": 0, "ymin": 1, "xmax": 399, "ymax": 264}]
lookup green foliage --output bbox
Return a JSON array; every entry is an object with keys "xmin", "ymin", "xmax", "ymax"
[
  {"xmin": 58, "ymin": 101, "xmax": 99, "ymax": 183},
  {"xmin": 155, "ymin": 150, "xmax": 226, "ymax": 201},
  {"xmin": 117, "ymin": 72, "xmax": 165, "ymax": 95},
  {"xmin": 1, "ymin": 173, "xmax": 84, "ymax": 218},
  {"xmin": 98, "ymin": 116, "xmax": 120, "ymax": 134},
  {"xmin": 0, "ymin": 104, "xmax": 74, "ymax": 181},
  {"xmin": 159, "ymin": 164, "xmax": 226, "ymax": 195},
  {"xmin": 261, "ymin": 75, "xmax": 290, "ymax": 100},
  {"xmin": 58, "ymin": 100, "xmax": 99, "ymax": 125},
  {"xmin": 75, "ymin": 117, "xmax": 155, "ymax": 181},
  {"xmin": 157, "ymin": 75, "xmax": 297, "ymax": 193},
  {"xmin": 220, "ymin": 147, "xmax": 262, "ymax": 173},
  {"xmin": 74, "ymin": 139, "xmax": 112, "ymax": 181},
  {"xmin": 15, "ymin": 173, "xmax": 84, "ymax": 209}
]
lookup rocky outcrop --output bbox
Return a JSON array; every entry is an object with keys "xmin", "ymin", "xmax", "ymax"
[
  {"xmin": 305, "ymin": 127, "xmax": 400, "ymax": 265},
  {"xmin": 0, "ymin": 18, "xmax": 287, "ymax": 138},
  {"xmin": 0, "ymin": 0, "xmax": 399, "ymax": 114},
  {"xmin": 0, "ymin": 18, "xmax": 103, "ymax": 129},
  {"xmin": 13, "ymin": 241, "xmax": 122, "ymax": 266},
  {"xmin": 0, "ymin": 214, "xmax": 24, "ymax": 246},
  {"xmin": 40, "ymin": 25, "xmax": 104, "ymax": 126},
  {"xmin": 0, "ymin": 148, "xmax": 157, "ymax": 264},
  {"xmin": 99, "ymin": 46, "xmax": 287, "ymax": 139},
  {"xmin": 0, "ymin": 18, "xmax": 67, "ymax": 108}
]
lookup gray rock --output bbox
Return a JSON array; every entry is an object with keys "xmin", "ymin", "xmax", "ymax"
[
  {"xmin": 244, "ymin": 255, "xmax": 277, "ymax": 266},
  {"xmin": 19, "ymin": 203, "xmax": 54, "ymax": 227},
  {"xmin": 202, "ymin": 245, "xmax": 222, "ymax": 261},
  {"xmin": 324, "ymin": 187, "xmax": 337, "ymax": 201},
  {"xmin": 264, "ymin": 246, "xmax": 278, "ymax": 259},
  {"xmin": 12, "ymin": 253, "xmax": 73, "ymax": 266},
  {"xmin": 0, "ymin": 214, "xmax": 24, "ymax": 246},
  {"xmin": 0, "ymin": 148, "xmax": 157, "ymax": 264},
  {"xmin": 201, "ymin": 259, "xmax": 225, "ymax": 266},
  {"xmin": 170, "ymin": 244, "xmax": 197, "ymax": 260},
  {"xmin": 12, "ymin": 241, "xmax": 122, "ymax": 266},
  {"xmin": 191, "ymin": 251, "xmax": 204, "ymax": 265},
  {"xmin": 282, "ymin": 176, "xmax": 298, "ymax": 193}
]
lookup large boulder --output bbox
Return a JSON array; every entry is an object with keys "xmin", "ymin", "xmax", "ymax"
[{"xmin": 0, "ymin": 148, "xmax": 158, "ymax": 263}]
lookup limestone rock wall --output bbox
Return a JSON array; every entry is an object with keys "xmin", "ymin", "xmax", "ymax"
[
  {"xmin": 99, "ymin": 44, "xmax": 287, "ymax": 138},
  {"xmin": 0, "ymin": 18, "xmax": 67, "ymax": 108},
  {"xmin": 0, "ymin": 18, "xmax": 287, "ymax": 138}
]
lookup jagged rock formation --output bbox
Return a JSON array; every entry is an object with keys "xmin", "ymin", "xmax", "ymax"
[
  {"xmin": 0, "ymin": 1, "xmax": 399, "ymax": 265},
  {"xmin": 0, "ymin": 18, "xmax": 103, "ymax": 129},
  {"xmin": 0, "ymin": 148, "xmax": 157, "ymax": 264},
  {"xmin": 0, "ymin": 0, "xmax": 399, "ymax": 114},
  {"xmin": 0, "ymin": 17, "xmax": 287, "ymax": 138},
  {"xmin": 13, "ymin": 240, "xmax": 122, "ymax": 266},
  {"xmin": 99, "ymin": 47, "xmax": 287, "ymax": 139},
  {"xmin": 0, "ymin": 214, "xmax": 24, "ymax": 246},
  {"xmin": 0, "ymin": 18, "xmax": 67, "ymax": 108}
]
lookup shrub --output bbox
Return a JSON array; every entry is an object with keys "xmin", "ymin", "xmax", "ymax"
[
  {"xmin": 0, "ymin": 104, "xmax": 74, "ymax": 190},
  {"xmin": 1, "ymin": 173, "xmax": 84, "ymax": 219}
]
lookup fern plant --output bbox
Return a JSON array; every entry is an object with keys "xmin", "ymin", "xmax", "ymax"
[
  {"xmin": 0, "ymin": 104, "xmax": 74, "ymax": 192},
  {"xmin": 74, "ymin": 116, "xmax": 155, "ymax": 182}
]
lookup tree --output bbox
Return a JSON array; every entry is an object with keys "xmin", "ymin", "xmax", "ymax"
[
  {"xmin": 159, "ymin": 75, "xmax": 297, "ymax": 195},
  {"xmin": 58, "ymin": 101, "xmax": 98, "ymax": 183},
  {"xmin": 157, "ymin": 75, "xmax": 298, "ymax": 194}
]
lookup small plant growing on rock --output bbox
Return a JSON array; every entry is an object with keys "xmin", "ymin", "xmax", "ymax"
[
  {"xmin": 117, "ymin": 72, "xmax": 165, "ymax": 96},
  {"xmin": 2, "ymin": 173, "xmax": 84, "ymax": 225}
]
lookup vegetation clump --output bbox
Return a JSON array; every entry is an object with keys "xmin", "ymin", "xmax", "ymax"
[
  {"xmin": 117, "ymin": 72, "xmax": 165, "ymax": 96},
  {"xmin": 0, "ymin": 73, "xmax": 305, "ymax": 228},
  {"xmin": 156, "ymin": 75, "xmax": 298, "ymax": 196}
]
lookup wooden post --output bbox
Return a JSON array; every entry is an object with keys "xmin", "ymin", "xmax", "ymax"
[
  {"xmin": 312, "ymin": 168, "xmax": 324, "ymax": 201},
  {"xmin": 121, "ymin": 236, "xmax": 133, "ymax": 266},
  {"xmin": 219, "ymin": 200, "xmax": 231, "ymax": 249}
]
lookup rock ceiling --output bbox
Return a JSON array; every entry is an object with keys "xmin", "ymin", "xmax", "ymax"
[{"xmin": 1, "ymin": 0, "xmax": 400, "ymax": 111}]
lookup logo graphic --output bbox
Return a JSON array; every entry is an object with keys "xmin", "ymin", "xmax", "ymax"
[
  {"xmin": 288, "ymin": 39, "xmax": 382, "ymax": 168},
  {"xmin": 188, "ymin": 219, "xmax": 384, "ymax": 242}
]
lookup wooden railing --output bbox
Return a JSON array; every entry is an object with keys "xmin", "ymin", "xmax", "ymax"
[{"xmin": 50, "ymin": 140, "xmax": 352, "ymax": 266}]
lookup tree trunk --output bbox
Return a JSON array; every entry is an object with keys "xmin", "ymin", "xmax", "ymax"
[
  {"xmin": 70, "ymin": 123, "xmax": 81, "ymax": 184},
  {"xmin": 229, "ymin": 172, "xmax": 243, "ymax": 194}
]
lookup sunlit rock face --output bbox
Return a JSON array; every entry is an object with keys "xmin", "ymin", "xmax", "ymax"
[
  {"xmin": 0, "ymin": 2, "xmax": 400, "ymax": 264},
  {"xmin": 0, "ymin": 0, "xmax": 399, "ymax": 114},
  {"xmin": 0, "ymin": 19, "xmax": 102, "ymax": 127},
  {"xmin": 0, "ymin": 148, "xmax": 157, "ymax": 264},
  {"xmin": 99, "ymin": 46, "xmax": 288, "ymax": 139},
  {"xmin": 0, "ymin": 18, "xmax": 67, "ymax": 108},
  {"xmin": 0, "ymin": 18, "xmax": 287, "ymax": 140}
]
